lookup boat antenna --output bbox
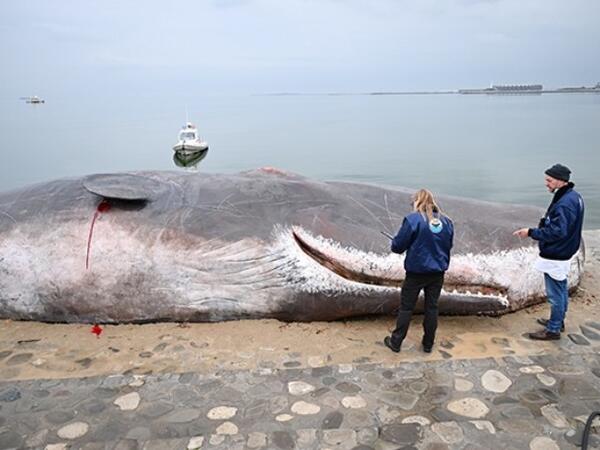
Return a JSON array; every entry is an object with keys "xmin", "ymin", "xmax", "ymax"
[{"xmin": 185, "ymin": 105, "xmax": 189, "ymax": 125}]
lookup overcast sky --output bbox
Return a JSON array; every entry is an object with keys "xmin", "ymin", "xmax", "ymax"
[{"xmin": 1, "ymin": 0, "xmax": 599, "ymax": 95}]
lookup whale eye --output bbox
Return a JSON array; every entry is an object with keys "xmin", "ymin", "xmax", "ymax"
[{"xmin": 429, "ymin": 218, "xmax": 443, "ymax": 234}]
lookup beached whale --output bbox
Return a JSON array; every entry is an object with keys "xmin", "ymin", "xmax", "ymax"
[{"xmin": 0, "ymin": 168, "xmax": 585, "ymax": 323}]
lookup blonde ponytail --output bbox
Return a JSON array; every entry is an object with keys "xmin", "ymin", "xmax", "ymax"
[{"xmin": 412, "ymin": 189, "xmax": 445, "ymax": 222}]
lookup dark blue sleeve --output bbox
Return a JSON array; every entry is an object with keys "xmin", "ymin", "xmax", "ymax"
[
  {"xmin": 391, "ymin": 217, "xmax": 416, "ymax": 254},
  {"xmin": 530, "ymin": 205, "xmax": 572, "ymax": 242},
  {"xmin": 447, "ymin": 218, "xmax": 454, "ymax": 250}
]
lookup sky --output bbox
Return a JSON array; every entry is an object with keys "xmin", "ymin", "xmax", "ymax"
[{"xmin": 1, "ymin": 0, "xmax": 599, "ymax": 96}]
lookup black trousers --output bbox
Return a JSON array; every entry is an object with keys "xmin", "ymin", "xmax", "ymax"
[{"xmin": 390, "ymin": 272, "xmax": 445, "ymax": 349}]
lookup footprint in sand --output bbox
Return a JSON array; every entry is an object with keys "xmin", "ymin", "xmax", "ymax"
[
  {"xmin": 283, "ymin": 361, "xmax": 302, "ymax": 368},
  {"xmin": 440, "ymin": 340, "xmax": 454, "ymax": 349},
  {"xmin": 153, "ymin": 343, "xmax": 169, "ymax": 352},
  {"xmin": 75, "ymin": 358, "xmax": 93, "ymax": 369},
  {"xmin": 439, "ymin": 350, "xmax": 452, "ymax": 359},
  {"xmin": 190, "ymin": 341, "xmax": 209, "ymax": 349},
  {"xmin": 6, "ymin": 353, "xmax": 33, "ymax": 366},
  {"xmin": 491, "ymin": 337, "xmax": 509, "ymax": 346}
]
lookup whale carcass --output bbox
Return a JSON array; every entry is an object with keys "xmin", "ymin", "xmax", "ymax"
[{"xmin": 0, "ymin": 169, "xmax": 584, "ymax": 323}]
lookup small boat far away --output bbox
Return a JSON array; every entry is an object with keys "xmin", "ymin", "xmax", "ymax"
[
  {"xmin": 173, "ymin": 122, "xmax": 209, "ymax": 156},
  {"xmin": 21, "ymin": 95, "xmax": 45, "ymax": 104}
]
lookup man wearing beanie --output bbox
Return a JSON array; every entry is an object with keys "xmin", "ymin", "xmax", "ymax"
[{"xmin": 513, "ymin": 164, "xmax": 584, "ymax": 340}]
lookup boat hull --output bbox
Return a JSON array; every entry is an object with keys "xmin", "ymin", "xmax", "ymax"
[
  {"xmin": 173, "ymin": 142, "xmax": 209, "ymax": 155},
  {"xmin": 173, "ymin": 149, "xmax": 208, "ymax": 168}
]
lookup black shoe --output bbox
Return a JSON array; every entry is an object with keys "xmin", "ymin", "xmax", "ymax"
[
  {"xmin": 536, "ymin": 318, "xmax": 565, "ymax": 332},
  {"xmin": 528, "ymin": 329, "xmax": 561, "ymax": 341},
  {"xmin": 422, "ymin": 345, "xmax": 432, "ymax": 353},
  {"xmin": 384, "ymin": 336, "xmax": 401, "ymax": 353}
]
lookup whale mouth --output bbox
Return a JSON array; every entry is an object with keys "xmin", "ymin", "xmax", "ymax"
[
  {"xmin": 292, "ymin": 229, "xmax": 510, "ymax": 312},
  {"xmin": 292, "ymin": 230, "xmax": 402, "ymax": 287}
]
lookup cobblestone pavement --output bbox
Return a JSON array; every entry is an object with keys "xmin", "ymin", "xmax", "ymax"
[{"xmin": 3, "ymin": 322, "xmax": 600, "ymax": 450}]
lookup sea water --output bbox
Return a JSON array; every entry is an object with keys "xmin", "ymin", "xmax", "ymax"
[{"xmin": 1, "ymin": 91, "xmax": 598, "ymax": 227}]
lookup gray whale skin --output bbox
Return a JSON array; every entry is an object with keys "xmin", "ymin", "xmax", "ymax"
[{"xmin": 0, "ymin": 168, "xmax": 585, "ymax": 323}]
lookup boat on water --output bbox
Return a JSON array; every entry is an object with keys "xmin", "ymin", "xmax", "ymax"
[
  {"xmin": 173, "ymin": 122, "xmax": 208, "ymax": 155},
  {"xmin": 173, "ymin": 148, "xmax": 208, "ymax": 169},
  {"xmin": 22, "ymin": 96, "xmax": 45, "ymax": 104}
]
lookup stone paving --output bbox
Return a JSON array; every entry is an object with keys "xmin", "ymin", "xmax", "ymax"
[{"xmin": 3, "ymin": 321, "xmax": 600, "ymax": 449}]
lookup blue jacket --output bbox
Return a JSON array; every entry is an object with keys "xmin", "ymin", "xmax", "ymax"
[
  {"xmin": 529, "ymin": 183, "xmax": 584, "ymax": 260},
  {"xmin": 391, "ymin": 211, "xmax": 454, "ymax": 274}
]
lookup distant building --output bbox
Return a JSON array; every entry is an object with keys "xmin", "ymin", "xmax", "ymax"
[
  {"xmin": 491, "ymin": 84, "xmax": 543, "ymax": 92},
  {"xmin": 459, "ymin": 82, "xmax": 599, "ymax": 95},
  {"xmin": 459, "ymin": 84, "xmax": 543, "ymax": 95}
]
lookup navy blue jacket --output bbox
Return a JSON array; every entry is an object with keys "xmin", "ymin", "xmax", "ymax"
[
  {"xmin": 391, "ymin": 211, "xmax": 454, "ymax": 274},
  {"xmin": 529, "ymin": 183, "xmax": 584, "ymax": 260}
]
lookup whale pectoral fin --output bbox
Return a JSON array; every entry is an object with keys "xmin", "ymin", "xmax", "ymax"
[{"xmin": 83, "ymin": 174, "xmax": 164, "ymax": 201}]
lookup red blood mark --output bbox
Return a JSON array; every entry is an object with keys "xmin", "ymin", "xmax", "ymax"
[
  {"xmin": 91, "ymin": 324, "xmax": 103, "ymax": 338},
  {"xmin": 97, "ymin": 201, "xmax": 111, "ymax": 213},
  {"xmin": 86, "ymin": 200, "xmax": 111, "ymax": 270}
]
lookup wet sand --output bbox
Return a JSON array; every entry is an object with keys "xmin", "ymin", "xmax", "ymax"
[{"xmin": 1, "ymin": 231, "xmax": 599, "ymax": 382}]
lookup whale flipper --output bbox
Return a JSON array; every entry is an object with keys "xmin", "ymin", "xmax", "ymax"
[{"xmin": 83, "ymin": 174, "xmax": 163, "ymax": 201}]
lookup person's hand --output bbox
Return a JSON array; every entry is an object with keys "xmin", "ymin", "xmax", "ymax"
[{"xmin": 513, "ymin": 228, "xmax": 529, "ymax": 238}]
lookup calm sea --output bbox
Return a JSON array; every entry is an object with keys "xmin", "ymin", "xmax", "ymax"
[{"xmin": 1, "ymin": 92, "xmax": 599, "ymax": 227}]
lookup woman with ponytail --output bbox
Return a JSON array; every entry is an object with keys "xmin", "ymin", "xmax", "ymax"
[{"xmin": 384, "ymin": 189, "xmax": 454, "ymax": 354}]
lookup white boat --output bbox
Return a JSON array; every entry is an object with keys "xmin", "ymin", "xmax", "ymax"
[
  {"xmin": 173, "ymin": 148, "xmax": 207, "ymax": 169},
  {"xmin": 23, "ymin": 95, "xmax": 45, "ymax": 104},
  {"xmin": 173, "ymin": 122, "xmax": 208, "ymax": 155}
]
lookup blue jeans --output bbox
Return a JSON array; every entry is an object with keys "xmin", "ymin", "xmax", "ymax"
[{"xmin": 544, "ymin": 273, "xmax": 568, "ymax": 333}]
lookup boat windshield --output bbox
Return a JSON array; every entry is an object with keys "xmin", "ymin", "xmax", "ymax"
[{"xmin": 180, "ymin": 132, "xmax": 196, "ymax": 140}]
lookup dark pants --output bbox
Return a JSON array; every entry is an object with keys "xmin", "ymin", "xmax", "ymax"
[{"xmin": 390, "ymin": 272, "xmax": 444, "ymax": 349}]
